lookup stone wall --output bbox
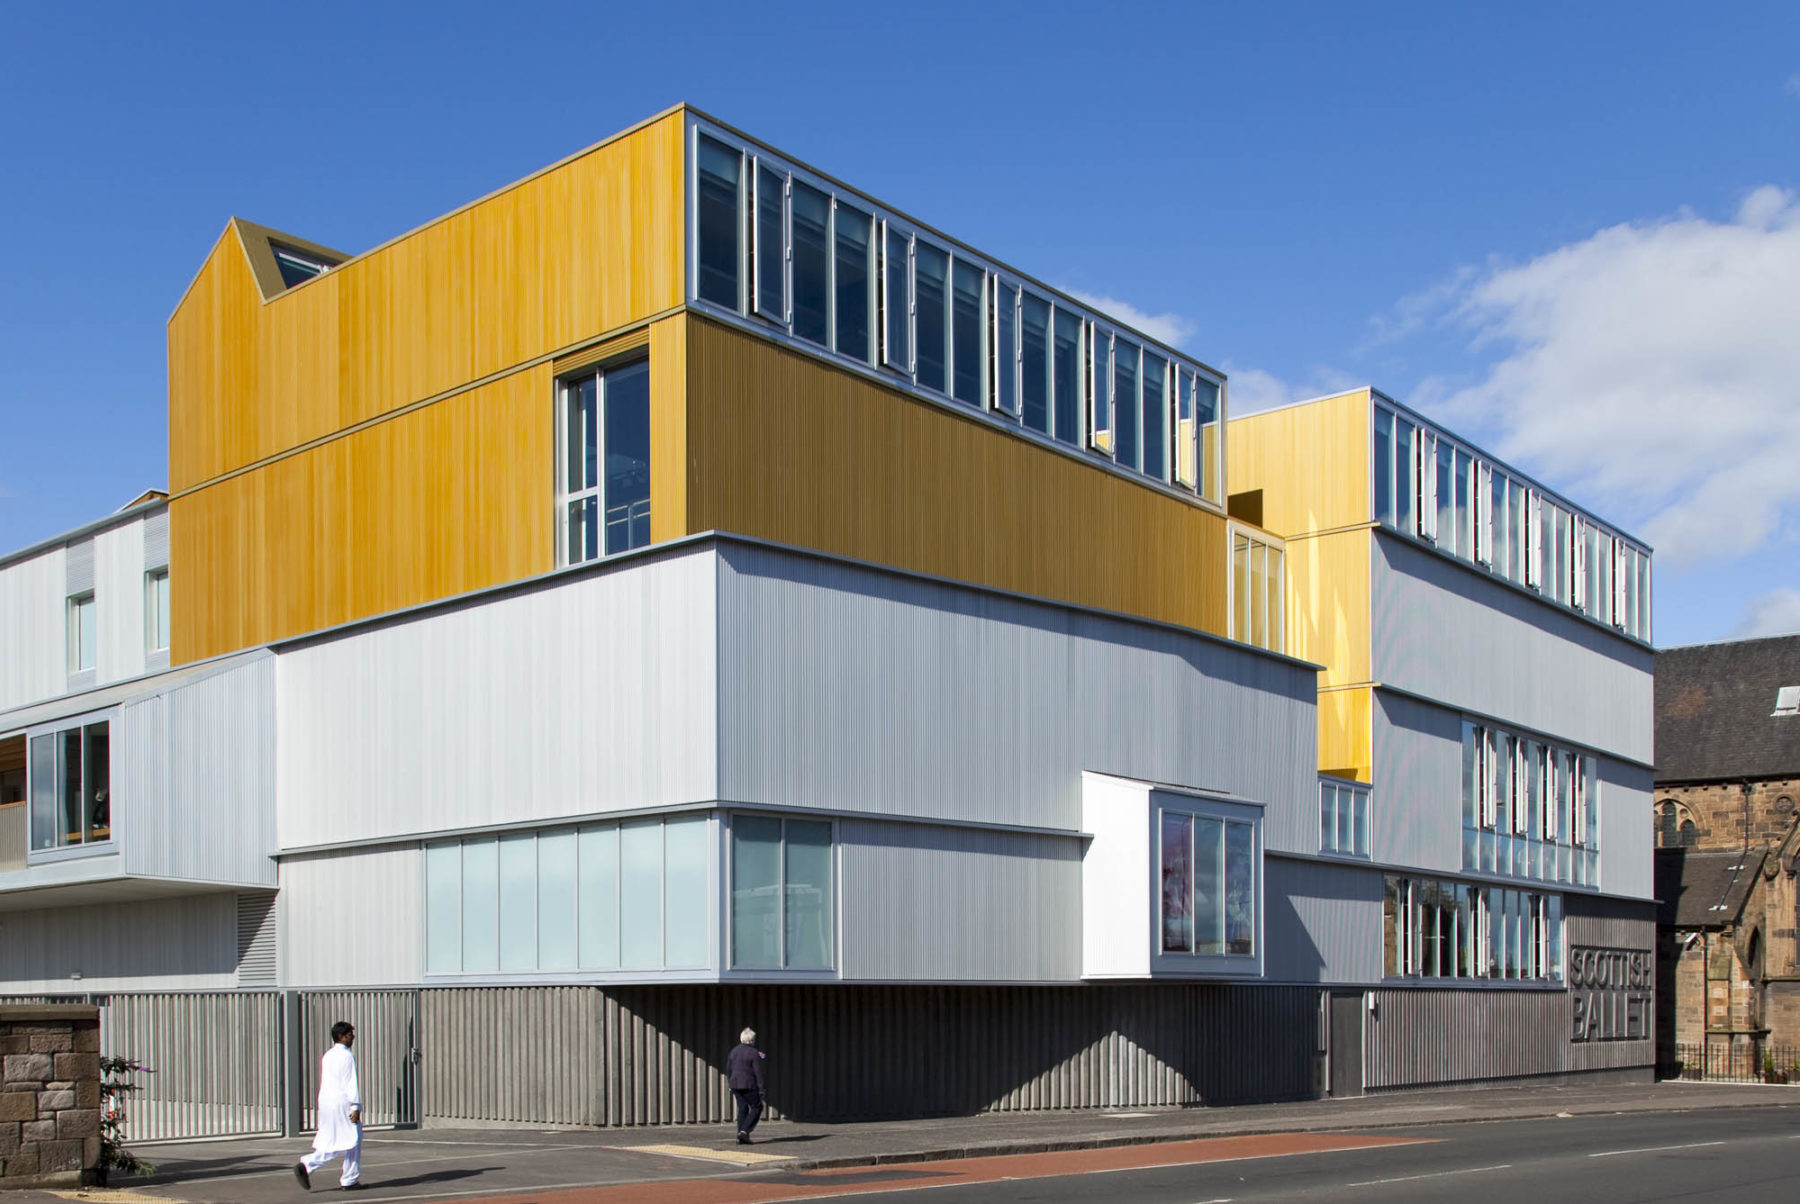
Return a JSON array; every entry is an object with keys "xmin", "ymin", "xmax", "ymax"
[
  {"xmin": 1656, "ymin": 778, "xmax": 1800, "ymax": 854},
  {"xmin": 0, "ymin": 1005, "xmax": 101, "ymax": 1187}
]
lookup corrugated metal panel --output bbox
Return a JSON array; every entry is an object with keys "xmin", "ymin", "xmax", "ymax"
[
  {"xmin": 1597, "ymin": 761, "xmax": 1654, "ymax": 899},
  {"xmin": 99, "ymin": 990, "xmax": 282, "ymax": 1139},
  {"xmin": 93, "ymin": 520, "xmax": 146, "ymax": 685},
  {"xmin": 281, "ymin": 847, "xmax": 423, "ymax": 988},
  {"xmin": 142, "ymin": 509, "xmax": 170, "ymax": 568},
  {"xmin": 0, "ymin": 545, "xmax": 67, "ymax": 713},
  {"xmin": 64, "ymin": 538, "xmax": 94, "ymax": 596},
  {"xmin": 421, "ymin": 983, "xmax": 1320, "ymax": 1126},
  {"xmin": 837, "ymin": 820, "xmax": 1082, "ymax": 982},
  {"xmin": 1371, "ymin": 533, "xmax": 1653, "ymax": 764},
  {"xmin": 0, "ymin": 894, "xmax": 237, "ymax": 993},
  {"xmin": 1264, "ymin": 856, "xmax": 1384, "ymax": 985},
  {"xmin": 275, "ymin": 549, "xmax": 719, "ymax": 851},
  {"xmin": 237, "ymin": 891, "xmax": 279, "ymax": 986},
  {"xmin": 1364, "ymin": 984, "xmax": 1652, "ymax": 1088},
  {"xmin": 1371, "ymin": 691, "xmax": 1464, "ymax": 874},
  {"xmin": 123, "ymin": 656, "xmax": 276, "ymax": 885},
  {"xmin": 297, "ymin": 990, "xmax": 419, "ymax": 1128},
  {"xmin": 1565, "ymin": 892, "xmax": 1656, "ymax": 949},
  {"xmin": 714, "ymin": 543, "xmax": 1316, "ymax": 851}
]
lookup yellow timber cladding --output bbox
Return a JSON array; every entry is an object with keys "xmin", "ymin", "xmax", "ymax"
[
  {"xmin": 1228, "ymin": 388, "xmax": 1374, "ymax": 782},
  {"xmin": 166, "ymin": 106, "xmax": 1239, "ymax": 665}
]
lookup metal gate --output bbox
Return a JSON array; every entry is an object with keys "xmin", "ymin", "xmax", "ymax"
[{"xmin": 292, "ymin": 990, "xmax": 421, "ymax": 1131}]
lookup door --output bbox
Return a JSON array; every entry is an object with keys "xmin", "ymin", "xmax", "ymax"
[{"xmin": 1329, "ymin": 991, "xmax": 1364, "ymax": 1098}]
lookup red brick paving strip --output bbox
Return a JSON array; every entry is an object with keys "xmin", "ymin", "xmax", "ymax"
[{"xmin": 430, "ymin": 1131, "xmax": 1430, "ymax": 1204}]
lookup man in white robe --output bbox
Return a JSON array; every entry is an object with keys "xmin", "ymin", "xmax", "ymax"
[{"xmin": 294, "ymin": 1021, "xmax": 363, "ymax": 1191}]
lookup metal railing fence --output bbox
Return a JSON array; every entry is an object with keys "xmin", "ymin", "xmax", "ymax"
[{"xmin": 1664, "ymin": 1042, "xmax": 1800, "ymax": 1084}]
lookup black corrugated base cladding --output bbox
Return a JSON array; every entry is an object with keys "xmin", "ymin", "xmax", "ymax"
[{"xmin": 421, "ymin": 984, "xmax": 1319, "ymax": 1126}]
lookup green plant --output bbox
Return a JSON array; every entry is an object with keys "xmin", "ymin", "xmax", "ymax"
[{"xmin": 94, "ymin": 1056, "xmax": 156, "ymax": 1183}]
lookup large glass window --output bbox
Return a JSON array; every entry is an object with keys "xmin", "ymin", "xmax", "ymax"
[
  {"xmin": 1384, "ymin": 873, "xmax": 1563, "ymax": 983},
  {"xmin": 1373, "ymin": 406, "xmax": 1394, "ymax": 526},
  {"xmin": 696, "ymin": 135, "xmax": 742, "ymax": 309},
  {"xmin": 145, "ymin": 568, "xmax": 170, "ymax": 655},
  {"xmin": 559, "ymin": 360, "xmax": 651, "ymax": 565},
  {"xmin": 833, "ymin": 202, "xmax": 872, "ymax": 364},
  {"xmin": 28, "ymin": 718, "xmax": 110, "ymax": 851},
  {"xmin": 789, "ymin": 180, "xmax": 830, "ymax": 347},
  {"xmin": 913, "ymin": 243, "xmax": 949, "ymax": 393},
  {"xmin": 950, "ymin": 259, "xmax": 984, "ymax": 406},
  {"xmin": 1320, "ymin": 777, "xmax": 1370, "ymax": 858},
  {"xmin": 425, "ymin": 815, "xmax": 709, "ymax": 975},
  {"xmin": 1462, "ymin": 718, "xmax": 1599, "ymax": 888},
  {"xmin": 1158, "ymin": 803, "xmax": 1258, "ymax": 962},
  {"xmin": 730, "ymin": 815, "xmax": 835, "ymax": 970}
]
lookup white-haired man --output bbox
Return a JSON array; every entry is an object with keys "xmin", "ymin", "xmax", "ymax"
[{"xmin": 726, "ymin": 1027, "xmax": 766, "ymax": 1143}]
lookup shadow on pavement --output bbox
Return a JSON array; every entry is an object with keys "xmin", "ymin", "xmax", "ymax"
[{"xmin": 354, "ymin": 1166, "xmax": 500, "ymax": 1190}]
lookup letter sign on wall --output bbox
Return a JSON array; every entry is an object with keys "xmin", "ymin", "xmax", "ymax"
[{"xmin": 1567, "ymin": 945, "xmax": 1653, "ymax": 1043}]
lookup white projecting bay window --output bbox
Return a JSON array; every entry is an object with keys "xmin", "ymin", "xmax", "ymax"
[
  {"xmin": 425, "ymin": 815, "xmax": 709, "ymax": 975},
  {"xmin": 690, "ymin": 124, "xmax": 1226, "ymax": 506},
  {"xmin": 1159, "ymin": 801, "xmax": 1259, "ymax": 961}
]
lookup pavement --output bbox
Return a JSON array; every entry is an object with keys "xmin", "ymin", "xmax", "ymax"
[{"xmin": 14, "ymin": 1080, "xmax": 1800, "ymax": 1204}]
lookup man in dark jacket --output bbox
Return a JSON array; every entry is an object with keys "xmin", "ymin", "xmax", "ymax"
[{"xmin": 727, "ymin": 1027, "xmax": 766, "ymax": 1143}]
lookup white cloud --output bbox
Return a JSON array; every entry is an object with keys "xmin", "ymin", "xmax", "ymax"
[
  {"xmin": 1060, "ymin": 289, "xmax": 1195, "ymax": 349},
  {"xmin": 1419, "ymin": 185, "xmax": 1800, "ymax": 568},
  {"xmin": 1218, "ymin": 363, "xmax": 1365, "ymax": 416},
  {"xmin": 1731, "ymin": 586, "xmax": 1800, "ymax": 639}
]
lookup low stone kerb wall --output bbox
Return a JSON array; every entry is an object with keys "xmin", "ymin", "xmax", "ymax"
[{"xmin": 0, "ymin": 1005, "xmax": 101, "ymax": 1187}]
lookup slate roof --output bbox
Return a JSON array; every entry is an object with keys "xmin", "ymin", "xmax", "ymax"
[
  {"xmin": 1655, "ymin": 634, "xmax": 1800, "ymax": 783},
  {"xmin": 1654, "ymin": 847, "xmax": 1766, "ymax": 929}
]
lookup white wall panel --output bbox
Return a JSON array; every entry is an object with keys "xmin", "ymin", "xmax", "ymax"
[
  {"xmin": 715, "ymin": 544, "xmax": 1317, "ymax": 849},
  {"xmin": 281, "ymin": 846, "xmax": 422, "ymax": 987},
  {"xmin": 276, "ymin": 551, "xmax": 719, "ymax": 850},
  {"xmin": 0, "ymin": 547, "xmax": 67, "ymax": 713},
  {"xmin": 837, "ymin": 819, "xmax": 1081, "ymax": 982},
  {"xmin": 1372, "ymin": 690, "xmax": 1464, "ymax": 875},
  {"xmin": 94, "ymin": 520, "xmax": 146, "ymax": 685},
  {"xmin": 1372, "ymin": 534, "xmax": 1653, "ymax": 764},
  {"xmin": 0, "ymin": 893, "xmax": 237, "ymax": 992},
  {"xmin": 1080, "ymin": 773, "xmax": 1152, "ymax": 979},
  {"xmin": 121, "ymin": 655, "xmax": 276, "ymax": 886},
  {"xmin": 1263, "ymin": 855, "xmax": 1383, "ymax": 985}
]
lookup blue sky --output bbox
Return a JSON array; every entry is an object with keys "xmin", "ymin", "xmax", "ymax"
[{"xmin": 2, "ymin": 2, "xmax": 1796, "ymax": 647}]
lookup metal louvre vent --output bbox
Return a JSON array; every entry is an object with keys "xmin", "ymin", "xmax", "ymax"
[
  {"xmin": 236, "ymin": 892, "xmax": 278, "ymax": 986},
  {"xmin": 65, "ymin": 538, "xmax": 95, "ymax": 595}
]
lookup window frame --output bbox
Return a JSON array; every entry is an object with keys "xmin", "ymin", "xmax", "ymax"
[
  {"xmin": 144, "ymin": 567, "xmax": 170, "ymax": 656},
  {"xmin": 726, "ymin": 811, "xmax": 839, "ymax": 974},
  {"xmin": 1227, "ymin": 521, "xmax": 1286, "ymax": 653},
  {"xmin": 1154, "ymin": 793, "xmax": 1262, "ymax": 974},
  {"xmin": 1318, "ymin": 775, "xmax": 1371, "ymax": 860},
  {"xmin": 555, "ymin": 356, "xmax": 652, "ymax": 568},
  {"xmin": 24, "ymin": 706, "xmax": 115, "ymax": 859},
  {"xmin": 66, "ymin": 592, "xmax": 96, "ymax": 675}
]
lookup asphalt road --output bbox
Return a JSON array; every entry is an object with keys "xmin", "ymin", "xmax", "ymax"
[{"xmin": 810, "ymin": 1108, "xmax": 1800, "ymax": 1204}]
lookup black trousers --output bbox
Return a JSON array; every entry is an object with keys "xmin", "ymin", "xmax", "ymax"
[{"xmin": 733, "ymin": 1088, "xmax": 764, "ymax": 1135}]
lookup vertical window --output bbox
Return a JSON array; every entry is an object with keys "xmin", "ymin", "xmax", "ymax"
[
  {"xmin": 696, "ymin": 136, "xmax": 743, "ymax": 309},
  {"xmin": 880, "ymin": 222, "xmax": 911, "ymax": 371},
  {"xmin": 1192, "ymin": 817, "xmax": 1223, "ymax": 955},
  {"xmin": 1453, "ymin": 450, "xmax": 1471, "ymax": 558},
  {"xmin": 1552, "ymin": 506, "xmax": 1571, "ymax": 604},
  {"xmin": 1113, "ymin": 338, "xmax": 1139, "ymax": 471},
  {"xmin": 1224, "ymin": 821, "xmax": 1255, "ymax": 955},
  {"xmin": 990, "ymin": 278, "xmax": 1018, "ymax": 416},
  {"xmin": 1230, "ymin": 526, "xmax": 1285, "ymax": 653},
  {"xmin": 1320, "ymin": 778, "xmax": 1370, "ymax": 858},
  {"xmin": 619, "ymin": 819, "xmax": 664, "ymax": 967},
  {"xmin": 1395, "ymin": 416, "xmax": 1416, "ymax": 536},
  {"xmin": 1141, "ymin": 354, "xmax": 1166, "ymax": 481},
  {"xmin": 498, "ymin": 833, "xmax": 537, "ymax": 972},
  {"xmin": 950, "ymin": 258, "xmax": 985, "ymax": 406},
  {"xmin": 425, "ymin": 843, "xmax": 462, "ymax": 974},
  {"xmin": 67, "ymin": 593, "xmax": 96, "ymax": 673},
  {"xmin": 559, "ymin": 360, "xmax": 651, "ymax": 566},
  {"xmin": 460, "ymin": 837, "xmax": 500, "ymax": 972},
  {"xmin": 730, "ymin": 815, "xmax": 835, "ymax": 970},
  {"xmin": 1160, "ymin": 811, "xmax": 1193, "ymax": 953},
  {"xmin": 577, "ymin": 824, "xmax": 620, "ymax": 969},
  {"xmin": 1488, "ymin": 471, "xmax": 1507, "ymax": 575},
  {"xmin": 1051, "ymin": 309, "xmax": 1083, "ymax": 447},
  {"xmin": 789, "ymin": 180, "xmax": 830, "ymax": 347},
  {"xmin": 1509, "ymin": 482, "xmax": 1526, "ymax": 582},
  {"xmin": 833, "ymin": 202, "xmax": 873, "ymax": 364},
  {"xmin": 1435, "ymin": 439, "xmax": 1454, "ymax": 548},
  {"xmin": 1195, "ymin": 375, "xmax": 1222, "ymax": 505},
  {"xmin": 1373, "ymin": 407, "xmax": 1394, "ymax": 526},
  {"xmin": 753, "ymin": 164, "xmax": 786, "ymax": 321},
  {"xmin": 1088, "ymin": 324, "xmax": 1113, "ymax": 453},
  {"xmin": 145, "ymin": 568, "xmax": 170, "ymax": 655},
  {"xmin": 1020, "ymin": 294, "xmax": 1051, "ymax": 434},
  {"xmin": 913, "ymin": 242, "xmax": 949, "ymax": 393},
  {"xmin": 537, "ymin": 829, "xmax": 578, "ymax": 971},
  {"xmin": 1175, "ymin": 371, "xmax": 1199, "ymax": 490}
]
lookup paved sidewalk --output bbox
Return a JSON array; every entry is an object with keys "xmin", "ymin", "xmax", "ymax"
[{"xmin": 18, "ymin": 1081, "xmax": 1799, "ymax": 1204}]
